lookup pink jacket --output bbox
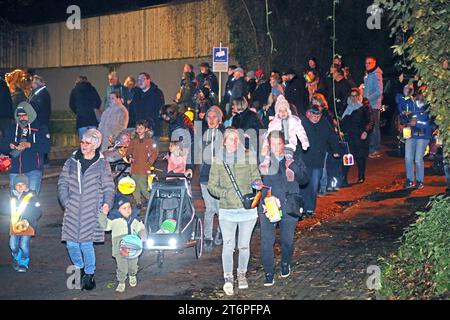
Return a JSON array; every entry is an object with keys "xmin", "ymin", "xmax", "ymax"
[
  {"xmin": 167, "ymin": 153, "xmax": 187, "ymax": 174},
  {"xmin": 262, "ymin": 95, "xmax": 309, "ymax": 156}
]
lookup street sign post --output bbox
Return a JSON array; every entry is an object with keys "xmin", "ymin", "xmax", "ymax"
[{"xmin": 213, "ymin": 43, "xmax": 228, "ymax": 103}]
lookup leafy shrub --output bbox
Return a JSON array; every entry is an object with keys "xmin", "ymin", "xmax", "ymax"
[{"xmin": 379, "ymin": 195, "xmax": 450, "ymax": 299}]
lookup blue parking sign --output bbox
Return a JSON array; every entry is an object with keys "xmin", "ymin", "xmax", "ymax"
[{"xmin": 213, "ymin": 47, "xmax": 228, "ymax": 63}]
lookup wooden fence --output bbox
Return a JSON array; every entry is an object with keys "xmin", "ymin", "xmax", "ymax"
[{"xmin": 0, "ymin": 0, "xmax": 230, "ymax": 68}]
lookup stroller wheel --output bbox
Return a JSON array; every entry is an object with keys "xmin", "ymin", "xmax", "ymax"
[
  {"xmin": 194, "ymin": 217, "xmax": 203, "ymax": 259},
  {"xmin": 157, "ymin": 251, "xmax": 164, "ymax": 268}
]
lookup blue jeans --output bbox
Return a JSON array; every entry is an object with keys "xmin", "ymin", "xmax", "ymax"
[
  {"xmin": 259, "ymin": 212, "xmax": 298, "ymax": 275},
  {"xmin": 219, "ymin": 216, "xmax": 257, "ymax": 276},
  {"xmin": 201, "ymin": 184, "xmax": 220, "ymax": 240},
  {"xmin": 301, "ymin": 167, "xmax": 323, "ymax": 213},
  {"xmin": 78, "ymin": 126, "xmax": 97, "ymax": 139},
  {"xmin": 405, "ymin": 138, "xmax": 429, "ymax": 183},
  {"xmin": 10, "ymin": 235, "xmax": 31, "ymax": 267},
  {"xmin": 369, "ymin": 109, "xmax": 381, "ymax": 153},
  {"xmin": 9, "ymin": 170, "xmax": 43, "ymax": 195},
  {"xmin": 66, "ymin": 241, "xmax": 96, "ymax": 275},
  {"xmin": 320, "ymin": 153, "xmax": 328, "ymax": 190}
]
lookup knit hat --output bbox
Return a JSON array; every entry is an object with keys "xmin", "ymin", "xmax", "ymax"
[
  {"xmin": 205, "ymin": 105, "xmax": 224, "ymax": 123},
  {"xmin": 307, "ymin": 105, "xmax": 322, "ymax": 115},
  {"xmin": 255, "ymin": 69, "xmax": 264, "ymax": 78},
  {"xmin": 114, "ymin": 194, "xmax": 131, "ymax": 210},
  {"xmin": 274, "ymin": 95, "xmax": 292, "ymax": 116},
  {"xmin": 82, "ymin": 128, "xmax": 102, "ymax": 149},
  {"xmin": 247, "ymin": 70, "xmax": 255, "ymax": 80},
  {"xmin": 13, "ymin": 174, "xmax": 29, "ymax": 187}
]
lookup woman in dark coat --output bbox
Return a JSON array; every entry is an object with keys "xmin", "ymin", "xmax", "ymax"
[
  {"xmin": 58, "ymin": 128, "xmax": 115, "ymax": 290},
  {"xmin": 258, "ymin": 130, "xmax": 308, "ymax": 286},
  {"xmin": 340, "ymin": 88, "xmax": 374, "ymax": 185}
]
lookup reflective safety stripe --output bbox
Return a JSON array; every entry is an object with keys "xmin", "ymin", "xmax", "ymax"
[{"xmin": 11, "ymin": 193, "xmax": 33, "ymax": 225}]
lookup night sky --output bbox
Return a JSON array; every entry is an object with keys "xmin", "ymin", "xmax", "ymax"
[{"xmin": 0, "ymin": 0, "xmax": 172, "ymax": 25}]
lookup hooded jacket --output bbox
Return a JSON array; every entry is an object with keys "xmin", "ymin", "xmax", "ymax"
[
  {"xmin": 0, "ymin": 103, "xmax": 51, "ymax": 174},
  {"xmin": 99, "ymin": 208, "xmax": 146, "ymax": 258},
  {"xmin": 58, "ymin": 149, "xmax": 115, "ymax": 243},
  {"xmin": 262, "ymin": 95, "xmax": 310, "ymax": 159},
  {"xmin": 126, "ymin": 132, "xmax": 158, "ymax": 175},
  {"xmin": 130, "ymin": 83, "xmax": 165, "ymax": 135},
  {"xmin": 363, "ymin": 67, "xmax": 383, "ymax": 110},
  {"xmin": 69, "ymin": 81, "xmax": 102, "ymax": 129}
]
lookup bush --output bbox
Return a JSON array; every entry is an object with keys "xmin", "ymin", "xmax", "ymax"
[{"xmin": 379, "ymin": 195, "xmax": 450, "ymax": 299}]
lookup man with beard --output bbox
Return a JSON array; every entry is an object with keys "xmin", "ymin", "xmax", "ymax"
[{"xmin": 0, "ymin": 102, "xmax": 51, "ymax": 194}]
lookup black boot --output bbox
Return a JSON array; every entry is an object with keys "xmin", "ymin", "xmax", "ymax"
[
  {"xmin": 81, "ymin": 273, "xmax": 96, "ymax": 291},
  {"xmin": 341, "ymin": 178, "xmax": 349, "ymax": 188}
]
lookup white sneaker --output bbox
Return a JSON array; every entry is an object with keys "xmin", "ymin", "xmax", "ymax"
[
  {"xmin": 223, "ymin": 281, "xmax": 234, "ymax": 296},
  {"xmin": 129, "ymin": 276, "xmax": 137, "ymax": 287},
  {"xmin": 116, "ymin": 283, "xmax": 126, "ymax": 293}
]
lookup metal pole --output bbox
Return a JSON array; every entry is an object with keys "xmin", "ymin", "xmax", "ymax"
[{"xmin": 218, "ymin": 41, "xmax": 222, "ymax": 104}]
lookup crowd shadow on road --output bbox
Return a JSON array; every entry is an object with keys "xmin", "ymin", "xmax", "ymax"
[{"xmin": 362, "ymin": 188, "xmax": 414, "ymax": 202}]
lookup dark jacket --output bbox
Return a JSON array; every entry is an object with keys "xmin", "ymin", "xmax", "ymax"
[
  {"xmin": 199, "ymin": 125, "xmax": 225, "ymax": 184},
  {"xmin": 58, "ymin": 150, "xmax": 115, "ymax": 243},
  {"xmin": 260, "ymin": 154, "xmax": 308, "ymax": 215},
  {"xmin": 301, "ymin": 115, "xmax": 340, "ymax": 168},
  {"xmin": 196, "ymin": 71, "xmax": 219, "ymax": 96},
  {"xmin": 341, "ymin": 99, "xmax": 374, "ymax": 158},
  {"xmin": 28, "ymin": 86, "xmax": 51, "ymax": 127},
  {"xmin": 10, "ymin": 190, "xmax": 42, "ymax": 235},
  {"xmin": 130, "ymin": 83, "xmax": 165, "ymax": 135},
  {"xmin": 232, "ymin": 108, "xmax": 264, "ymax": 152},
  {"xmin": 327, "ymin": 78, "xmax": 352, "ymax": 117},
  {"xmin": 252, "ymin": 80, "xmax": 271, "ymax": 109},
  {"xmin": 0, "ymin": 79, "xmax": 13, "ymax": 120},
  {"xmin": 0, "ymin": 103, "xmax": 51, "ymax": 174},
  {"xmin": 230, "ymin": 77, "xmax": 247, "ymax": 101},
  {"xmin": 223, "ymin": 74, "xmax": 235, "ymax": 104},
  {"xmin": 69, "ymin": 81, "xmax": 102, "ymax": 129},
  {"xmin": 284, "ymin": 75, "xmax": 307, "ymax": 116}
]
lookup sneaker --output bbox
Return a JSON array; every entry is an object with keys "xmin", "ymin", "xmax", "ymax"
[
  {"xmin": 264, "ymin": 273, "xmax": 275, "ymax": 287},
  {"xmin": 404, "ymin": 180, "xmax": 414, "ymax": 189},
  {"xmin": 204, "ymin": 239, "xmax": 214, "ymax": 252},
  {"xmin": 17, "ymin": 264, "xmax": 28, "ymax": 273},
  {"xmin": 223, "ymin": 278, "xmax": 234, "ymax": 296},
  {"xmin": 358, "ymin": 178, "xmax": 365, "ymax": 184},
  {"xmin": 415, "ymin": 181, "xmax": 424, "ymax": 189},
  {"xmin": 341, "ymin": 180, "xmax": 349, "ymax": 188},
  {"xmin": 237, "ymin": 272, "xmax": 248, "ymax": 289},
  {"xmin": 129, "ymin": 275, "xmax": 137, "ymax": 287},
  {"xmin": 116, "ymin": 282, "xmax": 126, "ymax": 293},
  {"xmin": 281, "ymin": 262, "xmax": 291, "ymax": 278},
  {"xmin": 305, "ymin": 211, "xmax": 316, "ymax": 219}
]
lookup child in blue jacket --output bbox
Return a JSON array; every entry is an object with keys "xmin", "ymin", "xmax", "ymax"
[{"xmin": 9, "ymin": 174, "xmax": 42, "ymax": 272}]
